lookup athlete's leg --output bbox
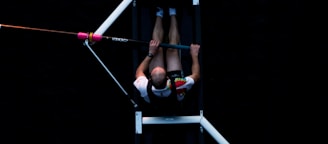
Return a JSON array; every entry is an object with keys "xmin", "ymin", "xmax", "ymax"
[
  {"xmin": 166, "ymin": 9, "xmax": 182, "ymax": 72},
  {"xmin": 149, "ymin": 7, "xmax": 165, "ymax": 73}
]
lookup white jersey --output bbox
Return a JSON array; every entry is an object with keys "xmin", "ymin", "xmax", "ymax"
[{"xmin": 133, "ymin": 76, "xmax": 195, "ymax": 103}]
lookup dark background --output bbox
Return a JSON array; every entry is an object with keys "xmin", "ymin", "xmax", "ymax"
[{"xmin": 0, "ymin": 0, "xmax": 315, "ymax": 144}]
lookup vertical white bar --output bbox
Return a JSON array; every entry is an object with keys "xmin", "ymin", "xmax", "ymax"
[
  {"xmin": 94, "ymin": 0, "xmax": 133, "ymax": 35},
  {"xmin": 135, "ymin": 111, "xmax": 142, "ymax": 134},
  {"xmin": 200, "ymin": 117, "xmax": 230, "ymax": 144},
  {"xmin": 193, "ymin": 0, "xmax": 199, "ymax": 5}
]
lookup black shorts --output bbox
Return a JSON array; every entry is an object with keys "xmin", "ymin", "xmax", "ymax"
[{"xmin": 167, "ymin": 70, "xmax": 184, "ymax": 79}]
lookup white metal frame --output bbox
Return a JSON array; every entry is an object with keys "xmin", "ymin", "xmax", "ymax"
[
  {"xmin": 135, "ymin": 111, "xmax": 229, "ymax": 144},
  {"xmin": 92, "ymin": 0, "xmax": 229, "ymax": 143}
]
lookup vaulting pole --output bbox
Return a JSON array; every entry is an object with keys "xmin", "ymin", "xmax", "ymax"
[{"xmin": 0, "ymin": 24, "xmax": 190, "ymax": 49}]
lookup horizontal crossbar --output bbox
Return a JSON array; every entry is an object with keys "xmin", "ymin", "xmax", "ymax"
[{"xmin": 142, "ymin": 115, "xmax": 201, "ymax": 124}]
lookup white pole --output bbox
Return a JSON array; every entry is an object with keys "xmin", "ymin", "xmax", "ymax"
[
  {"xmin": 200, "ymin": 117, "xmax": 230, "ymax": 144},
  {"xmin": 193, "ymin": 0, "xmax": 199, "ymax": 5},
  {"xmin": 135, "ymin": 111, "xmax": 142, "ymax": 134},
  {"xmin": 94, "ymin": 0, "xmax": 133, "ymax": 35}
]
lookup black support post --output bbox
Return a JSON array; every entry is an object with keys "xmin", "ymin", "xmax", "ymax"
[
  {"xmin": 132, "ymin": 1, "xmax": 141, "ymax": 144},
  {"xmin": 192, "ymin": 1, "xmax": 204, "ymax": 144}
]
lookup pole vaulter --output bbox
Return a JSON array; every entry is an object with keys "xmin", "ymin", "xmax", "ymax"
[{"xmin": 0, "ymin": 0, "xmax": 229, "ymax": 143}]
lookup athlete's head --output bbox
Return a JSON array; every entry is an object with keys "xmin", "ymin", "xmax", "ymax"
[{"xmin": 150, "ymin": 67, "xmax": 167, "ymax": 89}]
